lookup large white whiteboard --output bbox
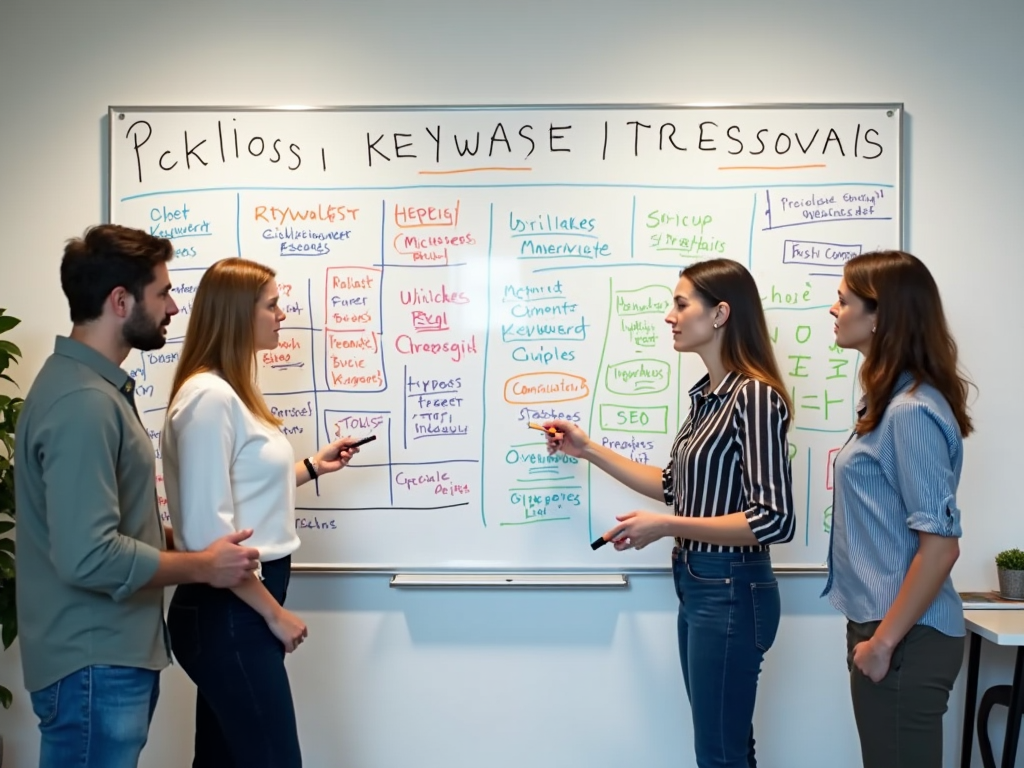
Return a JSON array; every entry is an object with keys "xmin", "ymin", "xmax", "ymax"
[{"xmin": 108, "ymin": 104, "xmax": 902, "ymax": 571}]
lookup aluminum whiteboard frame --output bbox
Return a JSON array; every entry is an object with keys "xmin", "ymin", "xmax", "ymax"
[{"xmin": 389, "ymin": 573, "xmax": 629, "ymax": 588}]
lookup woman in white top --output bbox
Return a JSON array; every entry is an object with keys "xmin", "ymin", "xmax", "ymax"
[{"xmin": 162, "ymin": 257, "xmax": 359, "ymax": 768}]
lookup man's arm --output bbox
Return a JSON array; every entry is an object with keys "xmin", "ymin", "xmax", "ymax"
[
  {"xmin": 147, "ymin": 528, "xmax": 260, "ymax": 588},
  {"xmin": 38, "ymin": 390, "xmax": 257, "ymax": 600}
]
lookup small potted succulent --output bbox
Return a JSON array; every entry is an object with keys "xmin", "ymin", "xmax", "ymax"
[{"xmin": 995, "ymin": 548, "xmax": 1024, "ymax": 600}]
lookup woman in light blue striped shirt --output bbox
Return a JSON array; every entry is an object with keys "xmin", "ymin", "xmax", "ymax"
[{"xmin": 823, "ymin": 250, "xmax": 973, "ymax": 768}]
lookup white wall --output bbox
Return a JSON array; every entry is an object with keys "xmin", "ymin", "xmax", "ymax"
[{"xmin": 2, "ymin": 0, "xmax": 1023, "ymax": 766}]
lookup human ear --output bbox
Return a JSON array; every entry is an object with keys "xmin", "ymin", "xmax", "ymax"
[{"xmin": 108, "ymin": 286, "xmax": 132, "ymax": 319}]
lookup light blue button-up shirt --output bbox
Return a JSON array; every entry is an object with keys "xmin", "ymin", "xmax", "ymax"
[{"xmin": 822, "ymin": 372, "xmax": 965, "ymax": 637}]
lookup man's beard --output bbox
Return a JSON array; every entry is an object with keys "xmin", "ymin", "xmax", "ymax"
[{"xmin": 123, "ymin": 303, "xmax": 168, "ymax": 351}]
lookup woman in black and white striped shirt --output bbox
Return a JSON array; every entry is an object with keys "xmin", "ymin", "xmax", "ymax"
[{"xmin": 544, "ymin": 259, "xmax": 794, "ymax": 768}]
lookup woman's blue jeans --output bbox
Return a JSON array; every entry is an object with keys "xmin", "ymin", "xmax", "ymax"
[
  {"xmin": 672, "ymin": 548, "xmax": 781, "ymax": 768},
  {"xmin": 168, "ymin": 555, "xmax": 301, "ymax": 768}
]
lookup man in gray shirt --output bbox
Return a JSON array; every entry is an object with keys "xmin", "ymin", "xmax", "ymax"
[{"xmin": 15, "ymin": 224, "xmax": 261, "ymax": 768}]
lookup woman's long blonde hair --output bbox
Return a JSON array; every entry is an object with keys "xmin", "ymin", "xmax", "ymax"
[{"xmin": 170, "ymin": 257, "xmax": 282, "ymax": 426}]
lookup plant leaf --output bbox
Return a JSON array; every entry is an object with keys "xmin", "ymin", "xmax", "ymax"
[
  {"xmin": 0, "ymin": 685, "xmax": 12, "ymax": 709},
  {"xmin": 1, "ymin": 616, "xmax": 16, "ymax": 649}
]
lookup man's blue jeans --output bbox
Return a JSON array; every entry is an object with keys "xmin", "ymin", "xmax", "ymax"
[
  {"xmin": 30, "ymin": 665, "xmax": 160, "ymax": 768},
  {"xmin": 672, "ymin": 548, "xmax": 781, "ymax": 768}
]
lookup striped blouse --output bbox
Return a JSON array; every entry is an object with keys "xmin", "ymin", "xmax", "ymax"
[
  {"xmin": 821, "ymin": 372, "xmax": 965, "ymax": 637},
  {"xmin": 661, "ymin": 371, "xmax": 795, "ymax": 552}
]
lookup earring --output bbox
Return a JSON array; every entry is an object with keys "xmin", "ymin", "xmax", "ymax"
[
  {"xmin": 872, "ymin": 326, "xmax": 876, "ymax": 333},
  {"xmin": 713, "ymin": 323, "xmax": 719, "ymax": 329}
]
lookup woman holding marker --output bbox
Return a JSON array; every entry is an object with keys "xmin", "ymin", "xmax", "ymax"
[
  {"xmin": 544, "ymin": 258, "xmax": 794, "ymax": 768},
  {"xmin": 823, "ymin": 251, "xmax": 971, "ymax": 768},
  {"xmin": 162, "ymin": 258, "xmax": 362, "ymax": 768}
]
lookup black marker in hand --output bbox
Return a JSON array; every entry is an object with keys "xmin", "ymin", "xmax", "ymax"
[{"xmin": 346, "ymin": 435, "xmax": 377, "ymax": 449}]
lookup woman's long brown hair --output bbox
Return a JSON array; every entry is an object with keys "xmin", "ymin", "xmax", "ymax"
[
  {"xmin": 843, "ymin": 250, "xmax": 973, "ymax": 436},
  {"xmin": 169, "ymin": 258, "xmax": 282, "ymax": 427},
  {"xmin": 682, "ymin": 259, "xmax": 794, "ymax": 420}
]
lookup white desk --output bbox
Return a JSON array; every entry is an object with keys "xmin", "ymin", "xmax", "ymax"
[{"xmin": 961, "ymin": 610, "xmax": 1024, "ymax": 768}]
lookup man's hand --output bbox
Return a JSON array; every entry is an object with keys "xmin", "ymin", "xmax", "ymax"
[{"xmin": 201, "ymin": 529, "xmax": 261, "ymax": 587}]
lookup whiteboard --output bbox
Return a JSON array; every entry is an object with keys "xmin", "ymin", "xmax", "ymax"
[{"xmin": 108, "ymin": 104, "xmax": 902, "ymax": 572}]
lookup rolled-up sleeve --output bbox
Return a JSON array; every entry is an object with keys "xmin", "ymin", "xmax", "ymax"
[
  {"xmin": 39, "ymin": 390, "xmax": 160, "ymax": 601},
  {"xmin": 736, "ymin": 382, "xmax": 795, "ymax": 545},
  {"xmin": 887, "ymin": 402, "xmax": 963, "ymax": 538}
]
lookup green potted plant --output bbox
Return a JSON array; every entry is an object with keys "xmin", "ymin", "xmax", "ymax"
[
  {"xmin": 0, "ymin": 308, "xmax": 23, "ymax": 712},
  {"xmin": 995, "ymin": 548, "xmax": 1024, "ymax": 601}
]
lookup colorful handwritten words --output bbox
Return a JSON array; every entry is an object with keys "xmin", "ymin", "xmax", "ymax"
[
  {"xmin": 394, "ymin": 466, "xmax": 473, "ymax": 503},
  {"xmin": 405, "ymin": 373, "xmax": 470, "ymax": 440},
  {"xmin": 502, "ymin": 279, "xmax": 586, "ymax": 357},
  {"xmin": 295, "ymin": 515, "xmax": 338, "ymax": 531},
  {"xmin": 504, "ymin": 372, "xmax": 590, "ymax": 404},
  {"xmin": 504, "ymin": 440, "xmax": 581, "ymax": 524},
  {"xmin": 616, "ymin": 284, "xmax": 672, "ymax": 349},
  {"xmin": 765, "ymin": 186, "xmax": 892, "ymax": 229},
  {"xmin": 604, "ymin": 360, "xmax": 670, "ymax": 396},
  {"xmin": 767, "ymin": 300, "xmax": 854, "ymax": 429},
  {"xmin": 270, "ymin": 400, "xmax": 315, "ymax": 437},
  {"xmin": 324, "ymin": 267, "xmax": 384, "ymax": 391},
  {"xmin": 614, "ymin": 285, "xmax": 671, "ymax": 357},
  {"xmin": 261, "ymin": 333, "xmax": 305, "ymax": 373},
  {"xmin": 783, "ymin": 240, "xmax": 862, "ymax": 268},
  {"xmin": 645, "ymin": 209, "xmax": 726, "ymax": 257},
  {"xmin": 508, "ymin": 484, "xmax": 582, "ymax": 523},
  {"xmin": 599, "ymin": 434, "xmax": 657, "ymax": 465},
  {"xmin": 149, "ymin": 203, "xmax": 212, "ymax": 241},
  {"xmin": 394, "ymin": 333, "xmax": 478, "ymax": 364},
  {"xmin": 325, "ymin": 410, "xmax": 386, "ymax": 441},
  {"xmin": 389, "ymin": 200, "xmax": 471, "ymax": 266},
  {"xmin": 140, "ymin": 346, "xmax": 181, "ymax": 398},
  {"xmin": 512, "ymin": 405, "xmax": 583, "ymax": 426},
  {"xmin": 510, "ymin": 210, "xmax": 611, "ymax": 260},
  {"xmin": 275, "ymin": 280, "xmax": 306, "ymax": 319},
  {"xmin": 391, "ymin": 231, "xmax": 477, "ymax": 266},
  {"xmin": 398, "ymin": 282, "xmax": 470, "ymax": 336},
  {"xmin": 255, "ymin": 203, "xmax": 359, "ymax": 256},
  {"xmin": 168, "ymin": 271, "xmax": 203, "ymax": 317}
]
